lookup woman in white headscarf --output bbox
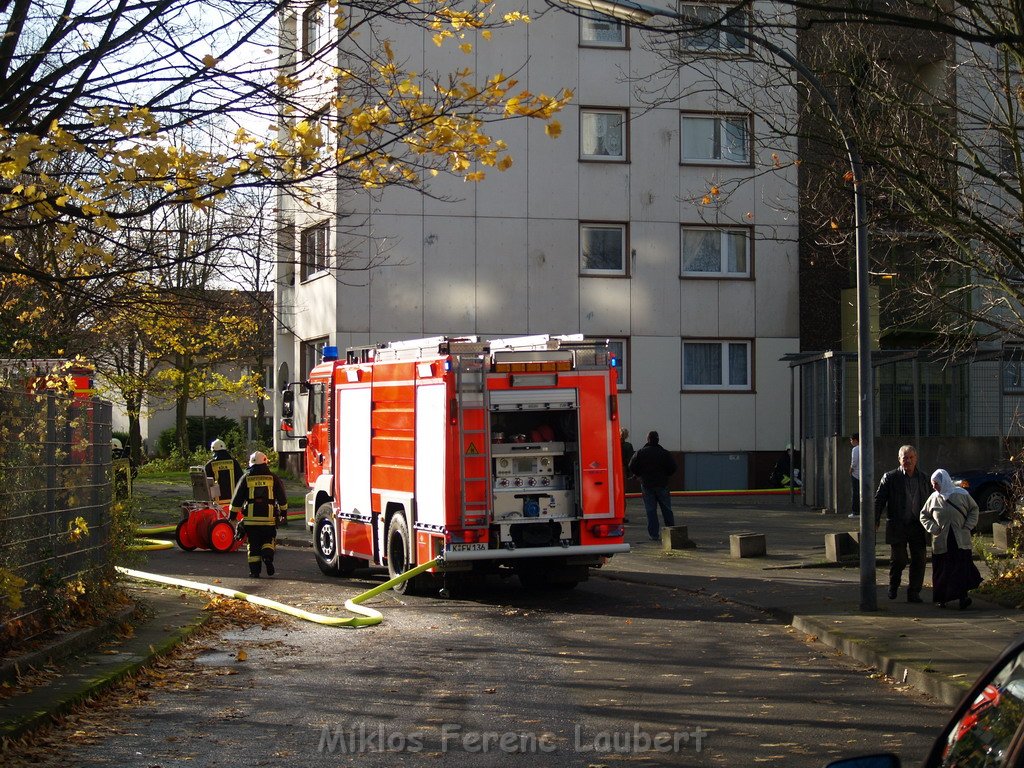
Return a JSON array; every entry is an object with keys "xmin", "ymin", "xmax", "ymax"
[{"xmin": 920, "ymin": 469, "xmax": 982, "ymax": 609}]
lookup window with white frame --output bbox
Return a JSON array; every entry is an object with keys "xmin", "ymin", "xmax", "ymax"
[
  {"xmin": 580, "ymin": 10, "xmax": 626, "ymax": 47},
  {"xmin": 302, "ymin": 1, "xmax": 328, "ymax": 58},
  {"xmin": 581, "ymin": 109, "xmax": 627, "ymax": 161},
  {"xmin": 681, "ymin": 114, "xmax": 750, "ymax": 164},
  {"xmin": 681, "ymin": 227, "xmax": 750, "ymax": 277},
  {"xmin": 682, "ymin": 340, "xmax": 751, "ymax": 390},
  {"xmin": 678, "ymin": 3, "xmax": 749, "ymax": 52},
  {"xmin": 580, "ymin": 223, "xmax": 627, "ymax": 275},
  {"xmin": 584, "ymin": 336, "xmax": 629, "ymax": 390},
  {"xmin": 300, "ymin": 220, "xmax": 330, "ymax": 280}
]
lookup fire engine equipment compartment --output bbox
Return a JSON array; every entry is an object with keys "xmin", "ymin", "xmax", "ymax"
[{"xmin": 490, "ymin": 405, "xmax": 580, "ymax": 549}]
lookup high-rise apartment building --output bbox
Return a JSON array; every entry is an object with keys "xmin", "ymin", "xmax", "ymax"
[{"xmin": 274, "ymin": 0, "xmax": 800, "ymax": 488}]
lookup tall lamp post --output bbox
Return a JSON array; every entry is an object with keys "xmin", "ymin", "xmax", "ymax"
[{"xmin": 551, "ymin": 0, "xmax": 877, "ymax": 609}]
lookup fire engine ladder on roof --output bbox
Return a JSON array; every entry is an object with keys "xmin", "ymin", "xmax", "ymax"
[{"xmin": 454, "ymin": 353, "xmax": 489, "ymax": 529}]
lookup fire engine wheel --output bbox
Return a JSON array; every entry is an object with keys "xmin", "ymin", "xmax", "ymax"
[
  {"xmin": 386, "ymin": 515, "xmax": 422, "ymax": 595},
  {"xmin": 314, "ymin": 504, "xmax": 343, "ymax": 577},
  {"xmin": 208, "ymin": 520, "xmax": 235, "ymax": 553},
  {"xmin": 174, "ymin": 520, "xmax": 197, "ymax": 552}
]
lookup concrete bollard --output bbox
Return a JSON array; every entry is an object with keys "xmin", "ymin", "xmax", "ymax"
[
  {"xmin": 825, "ymin": 532, "xmax": 858, "ymax": 562},
  {"xmin": 729, "ymin": 532, "xmax": 766, "ymax": 558},
  {"xmin": 662, "ymin": 525, "xmax": 696, "ymax": 550},
  {"xmin": 992, "ymin": 522, "xmax": 1023, "ymax": 550}
]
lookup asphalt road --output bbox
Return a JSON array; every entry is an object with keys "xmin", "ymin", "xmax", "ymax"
[{"xmin": 48, "ymin": 544, "xmax": 950, "ymax": 767}]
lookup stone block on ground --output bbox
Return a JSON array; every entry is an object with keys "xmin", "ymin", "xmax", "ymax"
[
  {"xmin": 974, "ymin": 511, "xmax": 995, "ymax": 535},
  {"xmin": 992, "ymin": 522, "xmax": 1024, "ymax": 550},
  {"xmin": 661, "ymin": 525, "xmax": 696, "ymax": 550},
  {"xmin": 729, "ymin": 532, "xmax": 766, "ymax": 558},
  {"xmin": 825, "ymin": 532, "xmax": 858, "ymax": 562}
]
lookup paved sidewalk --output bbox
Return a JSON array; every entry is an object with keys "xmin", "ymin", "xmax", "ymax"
[
  {"xmin": 609, "ymin": 495, "xmax": 1024, "ymax": 707},
  {"xmin": 0, "ymin": 585, "xmax": 208, "ymax": 742},
  {"xmin": 1, "ymin": 494, "xmax": 1019, "ymax": 741}
]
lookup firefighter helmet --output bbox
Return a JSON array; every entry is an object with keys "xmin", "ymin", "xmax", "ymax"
[
  {"xmin": 249, "ymin": 451, "xmax": 269, "ymax": 467},
  {"xmin": 210, "ymin": 438, "xmax": 227, "ymax": 452},
  {"xmin": 111, "ymin": 438, "xmax": 123, "ymax": 450}
]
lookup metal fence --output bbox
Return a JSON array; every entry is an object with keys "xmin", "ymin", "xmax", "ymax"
[
  {"xmin": 789, "ymin": 350, "xmax": 1024, "ymax": 512},
  {"xmin": 0, "ymin": 389, "xmax": 113, "ymax": 646}
]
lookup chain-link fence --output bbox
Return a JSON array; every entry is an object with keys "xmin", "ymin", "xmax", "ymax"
[{"xmin": 0, "ymin": 388, "xmax": 113, "ymax": 648}]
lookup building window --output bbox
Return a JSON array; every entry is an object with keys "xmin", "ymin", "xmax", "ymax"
[
  {"xmin": 590, "ymin": 336, "xmax": 629, "ymax": 390},
  {"xmin": 300, "ymin": 221, "xmax": 330, "ymax": 280},
  {"xmin": 581, "ymin": 109, "xmax": 627, "ymax": 161},
  {"xmin": 303, "ymin": 1, "xmax": 328, "ymax": 58},
  {"xmin": 301, "ymin": 337, "xmax": 329, "ymax": 380},
  {"xmin": 682, "ymin": 340, "xmax": 751, "ymax": 390},
  {"xmin": 681, "ymin": 227, "xmax": 750, "ymax": 277},
  {"xmin": 678, "ymin": 3, "xmax": 750, "ymax": 52},
  {"xmin": 580, "ymin": 223, "xmax": 628, "ymax": 276},
  {"xmin": 298, "ymin": 107, "xmax": 331, "ymax": 171},
  {"xmin": 1005, "ymin": 357, "xmax": 1024, "ymax": 393},
  {"xmin": 580, "ymin": 11, "xmax": 626, "ymax": 47},
  {"xmin": 681, "ymin": 114, "xmax": 750, "ymax": 164}
]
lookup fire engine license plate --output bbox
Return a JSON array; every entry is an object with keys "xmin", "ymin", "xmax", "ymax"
[{"xmin": 448, "ymin": 543, "xmax": 487, "ymax": 552}]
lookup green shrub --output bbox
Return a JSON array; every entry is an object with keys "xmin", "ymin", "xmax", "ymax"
[{"xmin": 156, "ymin": 416, "xmax": 241, "ymax": 457}]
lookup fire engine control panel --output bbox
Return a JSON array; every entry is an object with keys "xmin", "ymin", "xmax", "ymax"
[{"xmin": 491, "ymin": 442, "xmax": 574, "ymax": 521}]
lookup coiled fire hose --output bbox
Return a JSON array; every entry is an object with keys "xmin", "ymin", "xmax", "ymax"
[{"xmin": 115, "ymin": 557, "xmax": 440, "ymax": 628}]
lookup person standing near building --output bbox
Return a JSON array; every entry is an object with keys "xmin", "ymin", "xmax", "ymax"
[
  {"xmin": 848, "ymin": 433, "xmax": 861, "ymax": 518},
  {"xmin": 620, "ymin": 429, "xmax": 635, "ymax": 523},
  {"xmin": 921, "ymin": 469, "xmax": 983, "ymax": 609},
  {"xmin": 628, "ymin": 430, "xmax": 677, "ymax": 542},
  {"xmin": 620, "ymin": 428, "xmax": 635, "ymax": 471},
  {"xmin": 874, "ymin": 444, "xmax": 931, "ymax": 602},
  {"xmin": 231, "ymin": 452, "xmax": 289, "ymax": 578},
  {"xmin": 205, "ymin": 439, "xmax": 243, "ymax": 506}
]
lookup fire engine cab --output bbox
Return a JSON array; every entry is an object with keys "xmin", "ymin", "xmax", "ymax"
[{"xmin": 297, "ymin": 334, "xmax": 629, "ymax": 593}]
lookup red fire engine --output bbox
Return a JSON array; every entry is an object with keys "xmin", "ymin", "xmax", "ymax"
[{"xmin": 297, "ymin": 334, "xmax": 629, "ymax": 594}]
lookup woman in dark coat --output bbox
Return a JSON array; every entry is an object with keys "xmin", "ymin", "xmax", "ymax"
[{"xmin": 920, "ymin": 469, "xmax": 982, "ymax": 609}]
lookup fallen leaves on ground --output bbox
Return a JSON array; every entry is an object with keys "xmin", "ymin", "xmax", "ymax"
[{"xmin": 0, "ymin": 594, "xmax": 285, "ymax": 767}]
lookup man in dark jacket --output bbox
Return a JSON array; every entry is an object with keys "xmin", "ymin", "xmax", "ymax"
[
  {"xmin": 874, "ymin": 444, "xmax": 931, "ymax": 602},
  {"xmin": 628, "ymin": 431, "xmax": 677, "ymax": 541}
]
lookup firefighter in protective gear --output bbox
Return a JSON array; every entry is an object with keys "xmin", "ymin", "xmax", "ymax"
[
  {"xmin": 204, "ymin": 438, "xmax": 243, "ymax": 505},
  {"xmin": 230, "ymin": 451, "xmax": 288, "ymax": 578},
  {"xmin": 111, "ymin": 438, "xmax": 135, "ymax": 498}
]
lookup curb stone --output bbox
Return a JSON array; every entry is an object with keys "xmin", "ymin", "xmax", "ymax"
[{"xmin": 0, "ymin": 586, "xmax": 209, "ymax": 742}]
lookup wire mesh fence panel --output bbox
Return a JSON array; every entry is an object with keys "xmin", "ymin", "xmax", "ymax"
[{"xmin": 0, "ymin": 388, "xmax": 112, "ymax": 648}]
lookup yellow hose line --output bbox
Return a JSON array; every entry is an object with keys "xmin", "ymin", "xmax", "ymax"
[
  {"xmin": 130, "ymin": 538, "xmax": 175, "ymax": 551},
  {"xmin": 137, "ymin": 524, "xmax": 177, "ymax": 536},
  {"xmin": 115, "ymin": 557, "xmax": 440, "ymax": 628}
]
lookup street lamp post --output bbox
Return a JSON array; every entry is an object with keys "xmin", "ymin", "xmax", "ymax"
[{"xmin": 552, "ymin": 0, "xmax": 877, "ymax": 609}]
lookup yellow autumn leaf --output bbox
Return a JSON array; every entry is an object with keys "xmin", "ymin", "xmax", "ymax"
[
  {"xmin": 545, "ymin": 121, "xmax": 562, "ymax": 138},
  {"xmin": 202, "ymin": 54, "xmax": 219, "ymax": 68},
  {"xmin": 236, "ymin": 649, "xmax": 248, "ymax": 662},
  {"xmin": 460, "ymin": 43, "xmax": 473, "ymax": 54}
]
